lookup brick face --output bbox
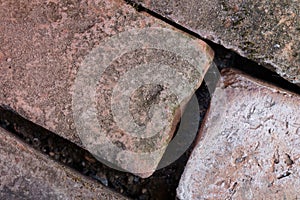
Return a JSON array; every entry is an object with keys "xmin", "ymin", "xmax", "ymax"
[
  {"xmin": 0, "ymin": 0, "xmax": 213, "ymax": 177},
  {"xmin": 133, "ymin": 0, "xmax": 300, "ymax": 85},
  {"xmin": 0, "ymin": 127, "xmax": 127, "ymax": 200},
  {"xmin": 177, "ymin": 69, "xmax": 300, "ymax": 199}
]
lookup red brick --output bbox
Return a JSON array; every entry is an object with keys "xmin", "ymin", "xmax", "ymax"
[{"xmin": 0, "ymin": 0, "xmax": 214, "ymax": 177}]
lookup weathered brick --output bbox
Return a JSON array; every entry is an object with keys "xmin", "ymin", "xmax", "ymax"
[
  {"xmin": 133, "ymin": 0, "xmax": 300, "ymax": 85},
  {"xmin": 0, "ymin": 0, "xmax": 214, "ymax": 177},
  {"xmin": 177, "ymin": 69, "xmax": 300, "ymax": 199},
  {"xmin": 0, "ymin": 127, "xmax": 127, "ymax": 200}
]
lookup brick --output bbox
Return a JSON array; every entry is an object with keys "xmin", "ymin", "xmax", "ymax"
[
  {"xmin": 0, "ymin": 127, "xmax": 127, "ymax": 200},
  {"xmin": 133, "ymin": 0, "xmax": 300, "ymax": 85},
  {"xmin": 177, "ymin": 69, "xmax": 300, "ymax": 199},
  {"xmin": 0, "ymin": 0, "xmax": 214, "ymax": 177}
]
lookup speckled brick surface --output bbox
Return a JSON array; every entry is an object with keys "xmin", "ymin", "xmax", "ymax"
[
  {"xmin": 133, "ymin": 0, "xmax": 300, "ymax": 85},
  {"xmin": 0, "ymin": 0, "xmax": 214, "ymax": 177},
  {"xmin": 0, "ymin": 0, "xmax": 159, "ymax": 146},
  {"xmin": 177, "ymin": 69, "xmax": 300, "ymax": 199}
]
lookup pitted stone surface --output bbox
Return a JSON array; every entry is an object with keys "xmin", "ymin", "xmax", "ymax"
[
  {"xmin": 0, "ymin": 127, "xmax": 127, "ymax": 200},
  {"xmin": 0, "ymin": 0, "xmax": 214, "ymax": 177},
  {"xmin": 133, "ymin": 0, "xmax": 300, "ymax": 85},
  {"xmin": 177, "ymin": 69, "xmax": 300, "ymax": 199}
]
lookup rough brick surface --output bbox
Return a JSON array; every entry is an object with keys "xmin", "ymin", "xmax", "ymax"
[
  {"xmin": 0, "ymin": 0, "xmax": 158, "ymax": 146},
  {"xmin": 0, "ymin": 0, "xmax": 214, "ymax": 177},
  {"xmin": 0, "ymin": 127, "xmax": 127, "ymax": 200},
  {"xmin": 177, "ymin": 69, "xmax": 300, "ymax": 199},
  {"xmin": 134, "ymin": 0, "xmax": 300, "ymax": 85}
]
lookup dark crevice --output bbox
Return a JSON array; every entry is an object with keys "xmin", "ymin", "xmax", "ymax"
[
  {"xmin": 233, "ymin": 55, "xmax": 300, "ymax": 94},
  {"xmin": 0, "ymin": 77, "xmax": 211, "ymax": 200},
  {"xmin": 0, "ymin": 105, "xmax": 164, "ymax": 199},
  {"xmin": 124, "ymin": 0, "xmax": 300, "ymax": 95}
]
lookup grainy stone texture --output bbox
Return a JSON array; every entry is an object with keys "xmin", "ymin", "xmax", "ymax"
[
  {"xmin": 134, "ymin": 0, "xmax": 300, "ymax": 85},
  {"xmin": 0, "ymin": 0, "xmax": 158, "ymax": 146},
  {"xmin": 177, "ymin": 69, "xmax": 300, "ymax": 199},
  {"xmin": 0, "ymin": 127, "xmax": 128, "ymax": 200},
  {"xmin": 0, "ymin": 0, "xmax": 213, "ymax": 177}
]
